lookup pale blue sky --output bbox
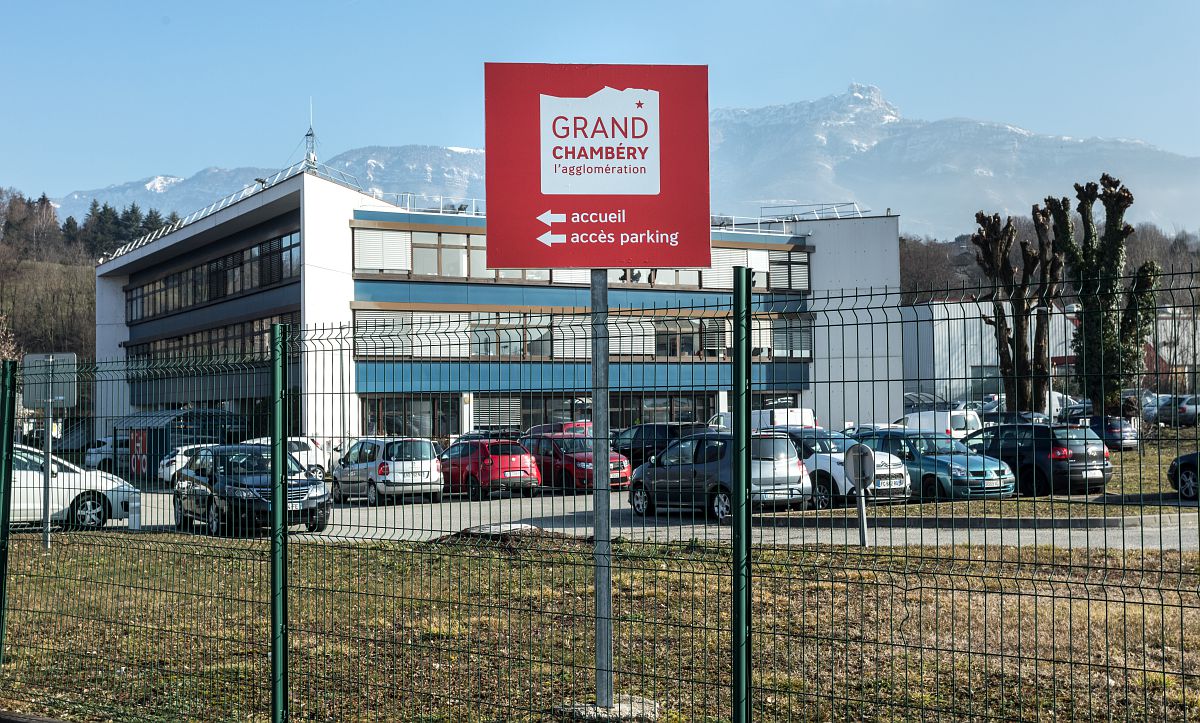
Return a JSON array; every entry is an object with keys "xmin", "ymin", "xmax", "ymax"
[{"xmin": 3, "ymin": 0, "xmax": 1196, "ymax": 196}]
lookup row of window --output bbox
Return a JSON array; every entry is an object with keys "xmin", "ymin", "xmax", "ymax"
[
  {"xmin": 352, "ymin": 229, "xmax": 809, "ymax": 291},
  {"xmin": 126, "ymin": 232, "xmax": 301, "ymax": 323},
  {"xmin": 126, "ymin": 312, "xmax": 301, "ymax": 362},
  {"xmin": 353, "ymin": 310, "xmax": 813, "ymax": 360}
]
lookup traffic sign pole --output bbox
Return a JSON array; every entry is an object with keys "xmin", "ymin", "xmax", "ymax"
[{"xmin": 590, "ymin": 269, "xmax": 613, "ymax": 708}]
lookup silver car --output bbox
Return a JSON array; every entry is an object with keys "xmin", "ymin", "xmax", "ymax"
[{"xmin": 331, "ymin": 437, "xmax": 444, "ymax": 505}]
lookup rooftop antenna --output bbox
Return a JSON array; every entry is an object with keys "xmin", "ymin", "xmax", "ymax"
[{"xmin": 304, "ymin": 97, "xmax": 317, "ymax": 169}]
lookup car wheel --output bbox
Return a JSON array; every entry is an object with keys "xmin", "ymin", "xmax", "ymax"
[
  {"xmin": 306, "ymin": 506, "xmax": 329, "ymax": 534},
  {"xmin": 68, "ymin": 493, "xmax": 108, "ymax": 530},
  {"xmin": 709, "ymin": 488, "xmax": 733, "ymax": 523},
  {"xmin": 330, "ymin": 479, "xmax": 344, "ymax": 504},
  {"xmin": 1178, "ymin": 467, "xmax": 1199, "ymax": 501},
  {"xmin": 173, "ymin": 495, "xmax": 188, "ymax": 531},
  {"xmin": 468, "ymin": 476, "xmax": 486, "ymax": 501},
  {"xmin": 206, "ymin": 501, "xmax": 224, "ymax": 537},
  {"xmin": 921, "ymin": 476, "xmax": 942, "ymax": 501},
  {"xmin": 366, "ymin": 481, "xmax": 380, "ymax": 507},
  {"xmin": 630, "ymin": 485, "xmax": 655, "ymax": 516},
  {"xmin": 810, "ymin": 475, "xmax": 835, "ymax": 511},
  {"xmin": 308, "ymin": 465, "xmax": 325, "ymax": 479}
]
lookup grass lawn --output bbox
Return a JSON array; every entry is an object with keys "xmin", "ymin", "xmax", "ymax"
[{"xmin": 0, "ymin": 532, "xmax": 1195, "ymax": 721}]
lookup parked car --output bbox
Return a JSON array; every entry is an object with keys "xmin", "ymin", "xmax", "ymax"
[
  {"xmin": 611, "ymin": 422, "xmax": 709, "ymax": 471},
  {"xmin": 628, "ymin": 431, "xmax": 809, "ymax": 522},
  {"xmin": 1161, "ymin": 395, "xmax": 1199, "ymax": 427},
  {"xmin": 1088, "ymin": 416, "xmax": 1139, "ymax": 451},
  {"xmin": 330, "ymin": 437, "xmax": 444, "ymax": 505},
  {"xmin": 518, "ymin": 433, "xmax": 632, "ymax": 491},
  {"xmin": 1143, "ymin": 395, "xmax": 1177, "ymax": 424},
  {"xmin": 981, "ymin": 410, "xmax": 1051, "ymax": 427},
  {"xmin": 894, "ymin": 410, "xmax": 983, "ymax": 440},
  {"xmin": 1057, "ymin": 401, "xmax": 1094, "ymax": 423},
  {"xmin": 961, "ymin": 424, "xmax": 1112, "ymax": 496},
  {"xmin": 854, "ymin": 428, "xmax": 1015, "ymax": 500},
  {"xmin": 438, "ymin": 439, "xmax": 542, "ymax": 499},
  {"xmin": 765, "ymin": 427, "xmax": 910, "ymax": 508},
  {"xmin": 9, "ymin": 444, "xmax": 140, "ymax": 530},
  {"xmin": 525, "ymin": 421, "xmax": 593, "ymax": 436},
  {"xmin": 1166, "ymin": 453, "xmax": 1199, "ymax": 501},
  {"xmin": 840, "ymin": 423, "xmax": 904, "ymax": 437},
  {"xmin": 242, "ymin": 436, "xmax": 329, "ymax": 476},
  {"xmin": 173, "ymin": 444, "xmax": 330, "ymax": 535},
  {"xmin": 84, "ymin": 436, "xmax": 128, "ymax": 472},
  {"xmin": 157, "ymin": 440, "xmax": 220, "ymax": 484}
]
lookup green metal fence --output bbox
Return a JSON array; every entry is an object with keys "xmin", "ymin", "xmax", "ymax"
[{"xmin": 0, "ymin": 271, "xmax": 1196, "ymax": 721}]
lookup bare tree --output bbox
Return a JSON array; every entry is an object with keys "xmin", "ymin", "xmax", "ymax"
[{"xmin": 971, "ymin": 208, "xmax": 1063, "ymax": 411}]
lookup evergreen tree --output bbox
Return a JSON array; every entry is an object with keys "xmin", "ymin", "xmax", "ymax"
[
  {"xmin": 165, "ymin": 210, "xmax": 181, "ymax": 226},
  {"xmin": 119, "ymin": 202, "xmax": 144, "ymax": 240},
  {"xmin": 61, "ymin": 216, "xmax": 81, "ymax": 247},
  {"xmin": 141, "ymin": 208, "xmax": 165, "ymax": 235},
  {"xmin": 1046, "ymin": 174, "xmax": 1160, "ymax": 414}
]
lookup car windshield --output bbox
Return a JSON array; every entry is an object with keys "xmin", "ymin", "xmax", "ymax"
[
  {"xmin": 751, "ymin": 437, "xmax": 796, "ymax": 460},
  {"xmin": 915, "ymin": 435, "xmax": 969, "ymax": 455},
  {"xmin": 386, "ymin": 440, "xmax": 437, "ymax": 460},
  {"xmin": 216, "ymin": 451, "xmax": 303, "ymax": 476},
  {"xmin": 803, "ymin": 433, "xmax": 851, "ymax": 454},
  {"xmin": 555, "ymin": 436, "xmax": 592, "ymax": 454},
  {"xmin": 487, "ymin": 442, "xmax": 525, "ymax": 456},
  {"xmin": 1053, "ymin": 428, "xmax": 1103, "ymax": 443}
]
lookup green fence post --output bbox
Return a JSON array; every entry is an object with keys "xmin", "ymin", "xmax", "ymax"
[
  {"xmin": 0, "ymin": 360, "xmax": 17, "ymax": 665},
  {"xmin": 732, "ymin": 266, "xmax": 752, "ymax": 723},
  {"xmin": 270, "ymin": 324, "xmax": 289, "ymax": 723}
]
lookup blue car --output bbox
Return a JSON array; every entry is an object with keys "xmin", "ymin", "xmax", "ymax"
[{"xmin": 853, "ymin": 429, "xmax": 1015, "ymax": 500}]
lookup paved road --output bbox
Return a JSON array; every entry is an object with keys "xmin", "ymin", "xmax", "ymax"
[{"xmin": 124, "ymin": 489, "xmax": 1200, "ymax": 551}]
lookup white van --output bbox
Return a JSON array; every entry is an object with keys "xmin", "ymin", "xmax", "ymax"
[
  {"xmin": 709, "ymin": 407, "xmax": 817, "ymax": 432},
  {"xmin": 894, "ymin": 410, "xmax": 982, "ymax": 439}
]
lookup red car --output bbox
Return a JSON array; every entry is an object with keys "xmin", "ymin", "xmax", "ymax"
[
  {"xmin": 439, "ymin": 439, "xmax": 542, "ymax": 499},
  {"xmin": 518, "ymin": 433, "xmax": 632, "ymax": 491},
  {"xmin": 525, "ymin": 421, "xmax": 593, "ymax": 436}
]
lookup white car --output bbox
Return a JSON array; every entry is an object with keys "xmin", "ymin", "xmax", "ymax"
[
  {"xmin": 765, "ymin": 427, "xmax": 911, "ymax": 509},
  {"xmin": 241, "ymin": 436, "xmax": 329, "ymax": 477},
  {"xmin": 10, "ymin": 444, "xmax": 140, "ymax": 529},
  {"xmin": 157, "ymin": 442, "xmax": 219, "ymax": 484},
  {"xmin": 84, "ymin": 436, "xmax": 126, "ymax": 472}
]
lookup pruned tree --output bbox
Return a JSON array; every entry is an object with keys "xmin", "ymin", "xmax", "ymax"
[
  {"xmin": 1044, "ymin": 174, "xmax": 1160, "ymax": 414},
  {"xmin": 971, "ymin": 207, "xmax": 1063, "ymax": 412}
]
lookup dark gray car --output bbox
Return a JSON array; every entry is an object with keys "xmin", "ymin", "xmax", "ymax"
[{"xmin": 628, "ymin": 432, "xmax": 810, "ymax": 522}]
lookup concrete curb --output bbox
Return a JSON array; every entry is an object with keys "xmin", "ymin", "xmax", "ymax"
[{"xmin": 751, "ymin": 513, "xmax": 1199, "ymax": 530}]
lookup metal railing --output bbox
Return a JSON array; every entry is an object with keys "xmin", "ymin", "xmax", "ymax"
[{"xmin": 0, "ymin": 271, "xmax": 1196, "ymax": 721}]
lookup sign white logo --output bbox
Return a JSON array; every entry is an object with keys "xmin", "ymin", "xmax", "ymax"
[{"xmin": 540, "ymin": 87, "xmax": 660, "ymax": 196}]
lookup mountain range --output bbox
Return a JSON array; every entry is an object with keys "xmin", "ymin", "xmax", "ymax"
[{"xmin": 50, "ymin": 84, "xmax": 1200, "ymax": 239}]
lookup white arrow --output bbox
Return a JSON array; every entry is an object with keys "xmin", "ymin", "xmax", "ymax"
[
  {"xmin": 537, "ymin": 231, "xmax": 566, "ymax": 247},
  {"xmin": 537, "ymin": 210, "xmax": 566, "ymax": 226}
]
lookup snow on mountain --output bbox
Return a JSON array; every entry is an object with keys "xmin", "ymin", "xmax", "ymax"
[{"xmin": 49, "ymin": 85, "xmax": 1200, "ymax": 239}]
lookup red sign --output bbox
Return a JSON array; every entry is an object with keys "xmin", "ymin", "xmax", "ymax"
[
  {"xmin": 485, "ymin": 63, "xmax": 710, "ymax": 269},
  {"xmin": 130, "ymin": 429, "xmax": 148, "ymax": 476}
]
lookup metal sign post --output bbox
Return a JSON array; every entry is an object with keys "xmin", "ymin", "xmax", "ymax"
[
  {"xmin": 844, "ymin": 443, "xmax": 875, "ymax": 547},
  {"xmin": 590, "ymin": 269, "xmax": 613, "ymax": 708}
]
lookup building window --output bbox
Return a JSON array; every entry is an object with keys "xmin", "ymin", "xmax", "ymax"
[
  {"xmin": 125, "ymin": 311, "xmax": 300, "ymax": 364},
  {"xmin": 125, "ymin": 231, "xmax": 300, "ymax": 323},
  {"xmin": 768, "ymin": 248, "xmax": 809, "ymax": 291}
]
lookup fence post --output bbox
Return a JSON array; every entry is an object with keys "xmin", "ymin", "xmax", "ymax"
[
  {"xmin": 732, "ymin": 266, "xmax": 752, "ymax": 723},
  {"xmin": 269, "ymin": 324, "xmax": 289, "ymax": 723},
  {"xmin": 0, "ymin": 360, "xmax": 17, "ymax": 664}
]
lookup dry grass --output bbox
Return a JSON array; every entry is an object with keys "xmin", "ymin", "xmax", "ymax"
[{"xmin": 0, "ymin": 533, "xmax": 1195, "ymax": 722}]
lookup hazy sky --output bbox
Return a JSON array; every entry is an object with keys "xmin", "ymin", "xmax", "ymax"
[{"xmin": 3, "ymin": 0, "xmax": 1196, "ymax": 196}]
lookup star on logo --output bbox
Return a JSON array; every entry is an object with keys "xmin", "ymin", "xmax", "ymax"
[{"xmin": 635, "ymin": 100, "xmax": 644, "ymax": 109}]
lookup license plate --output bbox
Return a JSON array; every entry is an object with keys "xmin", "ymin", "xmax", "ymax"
[
  {"xmin": 610, "ymin": 473, "xmax": 622, "ymax": 479},
  {"xmin": 504, "ymin": 470, "xmax": 524, "ymax": 478},
  {"xmin": 287, "ymin": 502, "xmax": 302, "ymax": 512}
]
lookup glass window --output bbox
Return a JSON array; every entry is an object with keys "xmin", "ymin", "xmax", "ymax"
[
  {"xmin": 413, "ymin": 247, "xmax": 438, "ymax": 275},
  {"xmin": 526, "ymin": 269, "xmax": 549, "ymax": 281},
  {"xmin": 442, "ymin": 247, "xmax": 467, "ymax": 276},
  {"xmin": 442, "ymin": 233, "xmax": 468, "ymax": 247},
  {"xmin": 751, "ymin": 437, "xmax": 796, "ymax": 460},
  {"xmin": 470, "ymin": 235, "xmax": 486, "ymax": 248},
  {"xmin": 677, "ymin": 269, "xmax": 700, "ymax": 286},
  {"xmin": 412, "ymin": 232, "xmax": 439, "ymax": 246},
  {"xmin": 385, "ymin": 440, "xmax": 437, "ymax": 461},
  {"xmin": 498, "ymin": 269, "xmax": 523, "ymax": 280},
  {"xmin": 659, "ymin": 439, "xmax": 698, "ymax": 466},
  {"xmin": 470, "ymin": 251, "xmax": 494, "ymax": 279}
]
